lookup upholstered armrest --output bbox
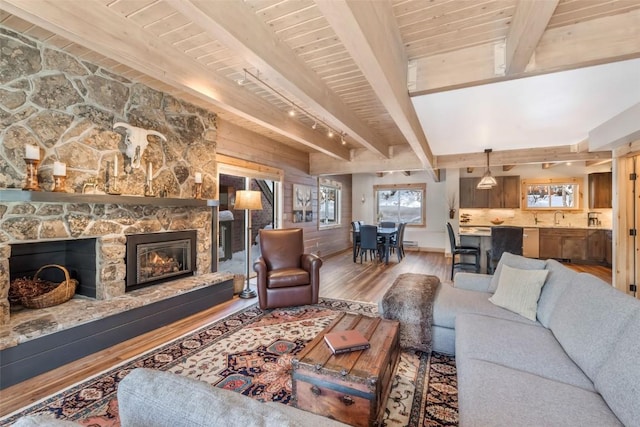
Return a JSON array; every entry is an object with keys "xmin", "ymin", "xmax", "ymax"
[
  {"xmin": 453, "ymin": 272, "xmax": 492, "ymax": 292},
  {"xmin": 301, "ymin": 253, "xmax": 323, "ymax": 272}
]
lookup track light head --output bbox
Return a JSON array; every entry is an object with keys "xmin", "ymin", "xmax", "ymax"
[
  {"xmin": 327, "ymin": 129, "xmax": 334, "ymax": 138},
  {"xmin": 311, "ymin": 121, "xmax": 317, "ymax": 130}
]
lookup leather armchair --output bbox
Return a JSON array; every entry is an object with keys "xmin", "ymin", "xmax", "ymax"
[{"xmin": 253, "ymin": 228, "xmax": 322, "ymax": 310}]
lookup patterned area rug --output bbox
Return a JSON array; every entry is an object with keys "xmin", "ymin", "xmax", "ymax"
[{"xmin": 1, "ymin": 298, "xmax": 457, "ymax": 426}]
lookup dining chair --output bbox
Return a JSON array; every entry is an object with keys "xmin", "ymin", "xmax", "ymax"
[
  {"xmin": 359, "ymin": 225, "xmax": 382, "ymax": 263},
  {"xmin": 379, "ymin": 221, "xmax": 396, "ymax": 228},
  {"xmin": 351, "ymin": 221, "xmax": 361, "ymax": 262},
  {"xmin": 388, "ymin": 222, "xmax": 406, "ymax": 262},
  {"xmin": 486, "ymin": 226, "xmax": 523, "ymax": 274},
  {"xmin": 446, "ymin": 222, "xmax": 480, "ymax": 279}
]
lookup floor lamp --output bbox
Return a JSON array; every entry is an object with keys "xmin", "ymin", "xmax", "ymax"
[{"xmin": 234, "ymin": 190, "xmax": 263, "ymax": 299}]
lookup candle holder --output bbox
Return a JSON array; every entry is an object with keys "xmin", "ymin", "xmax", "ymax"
[
  {"xmin": 193, "ymin": 182, "xmax": 202, "ymax": 199},
  {"xmin": 107, "ymin": 175, "xmax": 121, "ymax": 195},
  {"xmin": 144, "ymin": 178, "xmax": 155, "ymax": 197},
  {"xmin": 22, "ymin": 158, "xmax": 41, "ymax": 191},
  {"xmin": 52, "ymin": 175, "xmax": 66, "ymax": 192}
]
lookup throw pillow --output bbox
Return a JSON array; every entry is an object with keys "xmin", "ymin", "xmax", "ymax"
[
  {"xmin": 488, "ymin": 252, "xmax": 547, "ymax": 293},
  {"xmin": 489, "ymin": 264, "xmax": 549, "ymax": 321}
]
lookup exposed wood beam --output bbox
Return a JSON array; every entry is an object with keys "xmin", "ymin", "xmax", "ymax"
[
  {"xmin": 315, "ymin": 0, "xmax": 436, "ymax": 180},
  {"xmin": 502, "ymin": 165, "xmax": 516, "ymax": 172},
  {"xmin": 435, "ymin": 145, "xmax": 612, "ymax": 169},
  {"xmin": 2, "ymin": 0, "xmax": 350, "ymax": 161},
  {"xmin": 541, "ymin": 162, "xmax": 561, "ymax": 169},
  {"xmin": 376, "ymin": 172, "xmax": 386, "ymax": 178},
  {"xmin": 585, "ymin": 159, "xmax": 612, "ymax": 167},
  {"xmin": 169, "ymin": 0, "xmax": 389, "ymax": 159},
  {"xmin": 504, "ymin": 0, "xmax": 559, "ymax": 75},
  {"xmin": 310, "ymin": 145, "xmax": 424, "ymax": 176},
  {"xmin": 409, "ymin": 9, "xmax": 640, "ymax": 95}
]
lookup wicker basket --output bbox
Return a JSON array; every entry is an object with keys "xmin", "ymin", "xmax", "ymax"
[{"xmin": 21, "ymin": 264, "xmax": 78, "ymax": 309}]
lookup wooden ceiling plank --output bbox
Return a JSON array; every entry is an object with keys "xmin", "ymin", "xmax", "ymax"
[
  {"xmin": 409, "ymin": 9, "xmax": 640, "ymax": 95},
  {"xmin": 504, "ymin": 0, "xmax": 559, "ymax": 74},
  {"xmin": 315, "ymin": 0, "xmax": 435, "ymax": 178},
  {"xmin": 168, "ymin": 0, "xmax": 390, "ymax": 158},
  {"xmin": 2, "ymin": 0, "xmax": 350, "ymax": 161}
]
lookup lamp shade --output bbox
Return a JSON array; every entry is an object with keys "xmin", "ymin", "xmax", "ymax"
[{"xmin": 234, "ymin": 190, "xmax": 263, "ymax": 210}]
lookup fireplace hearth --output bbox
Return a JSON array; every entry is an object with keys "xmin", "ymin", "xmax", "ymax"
[{"xmin": 126, "ymin": 231, "xmax": 197, "ymax": 291}]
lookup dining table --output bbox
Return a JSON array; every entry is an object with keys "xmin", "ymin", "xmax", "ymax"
[{"xmin": 352, "ymin": 226, "xmax": 398, "ymax": 265}]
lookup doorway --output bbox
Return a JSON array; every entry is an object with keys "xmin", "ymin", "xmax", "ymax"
[
  {"xmin": 615, "ymin": 153, "xmax": 639, "ymax": 299},
  {"xmin": 216, "ymin": 158, "xmax": 283, "ymax": 277}
]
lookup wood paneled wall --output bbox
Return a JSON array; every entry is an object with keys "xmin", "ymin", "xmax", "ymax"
[{"xmin": 216, "ymin": 120, "xmax": 352, "ymax": 257}]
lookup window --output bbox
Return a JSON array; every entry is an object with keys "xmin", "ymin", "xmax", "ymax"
[
  {"xmin": 319, "ymin": 178, "xmax": 341, "ymax": 228},
  {"xmin": 522, "ymin": 178, "xmax": 582, "ymax": 210},
  {"xmin": 374, "ymin": 183, "xmax": 426, "ymax": 226}
]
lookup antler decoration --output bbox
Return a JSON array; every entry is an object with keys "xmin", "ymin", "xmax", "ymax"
[{"xmin": 113, "ymin": 122, "xmax": 167, "ymax": 168}]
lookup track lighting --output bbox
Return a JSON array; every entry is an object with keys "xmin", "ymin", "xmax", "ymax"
[
  {"xmin": 341, "ymin": 134, "xmax": 346, "ymax": 145},
  {"xmin": 241, "ymin": 68, "xmax": 344, "ymax": 143},
  {"xmin": 236, "ymin": 69, "xmax": 248, "ymax": 86}
]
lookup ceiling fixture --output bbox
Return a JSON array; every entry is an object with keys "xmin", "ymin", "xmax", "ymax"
[
  {"xmin": 242, "ymin": 68, "xmax": 344, "ymax": 142},
  {"xmin": 341, "ymin": 133, "xmax": 346, "ymax": 145},
  {"xmin": 477, "ymin": 149, "xmax": 497, "ymax": 189}
]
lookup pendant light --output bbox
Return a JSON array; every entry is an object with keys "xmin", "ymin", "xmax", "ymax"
[{"xmin": 477, "ymin": 148, "xmax": 497, "ymax": 189}]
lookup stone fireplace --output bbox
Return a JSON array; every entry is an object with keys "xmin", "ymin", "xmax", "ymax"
[{"xmin": 0, "ymin": 192, "xmax": 215, "ymax": 325}]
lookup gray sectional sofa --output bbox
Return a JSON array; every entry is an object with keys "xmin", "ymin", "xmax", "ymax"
[{"xmin": 432, "ymin": 252, "xmax": 639, "ymax": 427}]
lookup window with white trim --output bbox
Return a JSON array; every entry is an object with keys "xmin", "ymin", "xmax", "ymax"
[
  {"xmin": 374, "ymin": 183, "xmax": 426, "ymax": 226},
  {"xmin": 319, "ymin": 178, "xmax": 341, "ymax": 228}
]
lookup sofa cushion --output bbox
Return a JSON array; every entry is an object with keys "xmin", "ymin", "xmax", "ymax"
[
  {"xmin": 267, "ymin": 268, "xmax": 309, "ymax": 288},
  {"xmin": 488, "ymin": 264, "xmax": 548, "ymax": 321},
  {"xmin": 433, "ymin": 282, "xmax": 538, "ymax": 330},
  {"xmin": 549, "ymin": 273, "xmax": 639, "ymax": 381},
  {"xmin": 488, "ymin": 252, "xmax": 547, "ymax": 293},
  {"xmin": 456, "ymin": 358, "xmax": 623, "ymax": 427},
  {"xmin": 536, "ymin": 259, "xmax": 577, "ymax": 328},
  {"xmin": 594, "ymin": 311, "xmax": 640, "ymax": 427},
  {"xmin": 456, "ymin": 313, "xmax": 595, "ymax": 391},
  {"xmin": 118, "ymin": 368, "xmax": 348, "ymax": 427}
]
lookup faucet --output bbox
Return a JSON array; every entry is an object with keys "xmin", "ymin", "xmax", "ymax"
[{"xmin": 554, "ymin": 211, "xmax": 564, "ymax": 225}]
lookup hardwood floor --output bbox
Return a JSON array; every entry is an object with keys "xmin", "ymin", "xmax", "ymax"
[{"xmin": 0, "ymin": 250, "xmax": 611, "ymax": 417}]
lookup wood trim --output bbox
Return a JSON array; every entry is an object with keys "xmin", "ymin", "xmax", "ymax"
[
  {"xmin": 373, "ymin": 182, "xmax": 426, "ymax": 227},
  {"xmin": 520, "ymin": 177, "xmax": 584, "ymax": 211},
  {"xmin": 216, "ymin": 154, "xmax": 284, "ymax": 181}
]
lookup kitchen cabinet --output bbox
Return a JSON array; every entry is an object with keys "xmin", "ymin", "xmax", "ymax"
[
  {"xmin": 539, "ymin": 229, "xmax": 563, "ymax": 259},
  {"xmin": 539, "ymin": 228, "xmax": 611, "ymax": 264},
  {"xmin": 605, "ymin": 230, "xmax": 612, "ymax": 266},
  {"xmin": 460, "ymin": 178, "xmax": 488, "ymax": 208},
  {"xmin": 523, "ymin": 227, "xmax": 540, "ymax": 258},
  {"xmin": 460, "ymin": 176, "xmax": 520, "ymax": 208},
  {"xmin": 587, "ymin": 229, "xmax": 606, "ymax": 262},
  {"xmin": 588, "ymin": 172, "xmax": 612, "ymax": 209}
]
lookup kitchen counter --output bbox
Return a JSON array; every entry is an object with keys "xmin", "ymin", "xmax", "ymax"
[{"xmin": 460, "ymin": 224, "xmax": 611, "ymax": 235}]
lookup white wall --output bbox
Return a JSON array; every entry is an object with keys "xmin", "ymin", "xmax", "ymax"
[{"xmin": 352, "ymin": 171, "xmax": 448, "ymax": 251}]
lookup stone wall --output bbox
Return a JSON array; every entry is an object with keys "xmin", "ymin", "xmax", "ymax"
[
  {"xmin": 0, "ymin": 26, "xmax": 219, "ymax": 325},
  {"xmin": 0, "ymin": 26, "xmax": 218, "ymax": 197}
]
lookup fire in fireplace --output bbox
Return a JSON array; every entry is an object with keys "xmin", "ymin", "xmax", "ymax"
[{"xmin": 126, "ymin": 231, "xmax": 197, "ymax": 291}]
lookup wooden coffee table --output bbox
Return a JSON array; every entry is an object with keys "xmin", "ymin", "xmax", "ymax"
[{"xmin": 292, "ymin": 312, "xmax": 400, "ymax": 427}]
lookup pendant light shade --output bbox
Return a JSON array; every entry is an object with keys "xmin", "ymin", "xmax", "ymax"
[{"xmin": 477, "ymin": 149, "xmax": 497, "ymax": 189}]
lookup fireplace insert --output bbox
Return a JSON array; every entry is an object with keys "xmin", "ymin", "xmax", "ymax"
[{"xmin": 126, "ymin": 231, "xmax": 197, "ymax": 291}]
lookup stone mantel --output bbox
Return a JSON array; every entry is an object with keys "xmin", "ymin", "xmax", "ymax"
[{"xmin": 0, "ymin": 189, "xmax": 219, "ymax": 207}]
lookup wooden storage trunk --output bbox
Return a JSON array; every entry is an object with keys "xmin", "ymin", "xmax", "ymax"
[{"xmin": 292, "ymin": 313, "xmax": 400, "ymax": 427}]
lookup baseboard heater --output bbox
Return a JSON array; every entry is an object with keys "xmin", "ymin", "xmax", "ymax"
[{"xmin": 403, "ymin": 241, "xmax": 418, "ymax": 247}]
